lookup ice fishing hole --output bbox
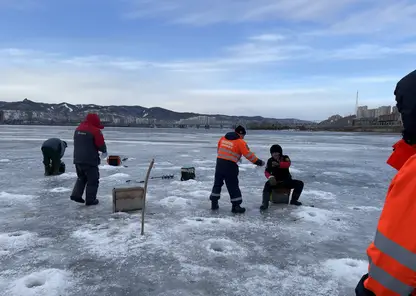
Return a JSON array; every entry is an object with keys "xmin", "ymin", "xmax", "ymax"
[
  {"xmin": 308, "ymin": 212, "xmax": 316, "ymax": 217},
  {"xmin": 8, "ymin": 232, "xmax": 23, "ymax": 237},
  {"xmin": 210, "ymin": 242, "xmax": 224, "ymax": 252},
  {"xmin": 195, "ymin": 218, "xmax": 204, "ymax": 222},
  {"xmin": 346, "ymin": 261, "xmax": 358, "ymax": 267},
  {"xmin": 25, "ymin": 278, "xmax": 45, "ymax": 288}
]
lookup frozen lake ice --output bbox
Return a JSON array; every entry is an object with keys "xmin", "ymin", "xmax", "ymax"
[{"xmin": 0, "ymin": 125, "xmax": 400, "ymax": 296}]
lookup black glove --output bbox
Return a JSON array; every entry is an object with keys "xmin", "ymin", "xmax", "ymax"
[
  {"xmin": 268, "ymin": 176, "xmax": 277, "ymax": 186},
  {"xmin": 255, "ymin": 159, "xmax": 265, "ymax": 166}
]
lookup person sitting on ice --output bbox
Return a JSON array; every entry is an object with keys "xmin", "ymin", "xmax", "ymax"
[{"xmin": 260, "ymin": 144, "xmax": 304, "ymax": 210}]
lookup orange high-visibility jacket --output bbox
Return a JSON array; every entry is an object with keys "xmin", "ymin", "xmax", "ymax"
[
  {"xmin": 364, "ymin": 154, "xmax": 416, "ymax": 296},
  {"xmin": 217, "ymin": 136, "xmax": 259, "ymax": 164}
]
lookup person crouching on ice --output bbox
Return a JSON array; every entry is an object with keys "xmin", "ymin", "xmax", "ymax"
[
  {"xmin": 260, "ymin": 144, "xmax": 304, "ymax": 210},
  {"xmin": 41, "ymin": 138, "xmax": 67, "ymax": 176},
  {"xmin": 209, "ymin": 125, "xmax": 265, "ymax": 214}
]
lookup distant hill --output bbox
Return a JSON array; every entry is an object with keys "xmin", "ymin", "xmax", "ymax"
[
  {"xmin": 318, "ymin": 114, "xmax": 356, "ymax": 127},
  {"xmin": 0, "ymin": 99, "xmax": 314, "ymax": 125}
]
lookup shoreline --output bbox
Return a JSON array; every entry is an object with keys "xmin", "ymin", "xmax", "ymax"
[{"xmin": 0, "ymin": 122, "xmax": 402, "ymax": 134}]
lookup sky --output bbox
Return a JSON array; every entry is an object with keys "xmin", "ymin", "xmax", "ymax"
[{"xmin": 0, "ymin": 0, "xmax": 415, "ymax": 120}]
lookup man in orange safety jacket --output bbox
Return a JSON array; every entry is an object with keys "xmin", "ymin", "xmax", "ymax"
[
  {"xmin": 355, "ymin": 69, "xmax": 416, "ymax": 296},
  {"xmin": 209, "ymin": 125, "xmax": 265, "ymax": 213}
]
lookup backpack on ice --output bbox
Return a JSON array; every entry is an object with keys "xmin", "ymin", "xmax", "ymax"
[
  {"xmin": 107, "ymin": 155, "xmax": 122, "ymax": 166},
  {"xmin": 181, "ymin": 166, "xmax": 195, "ymax": 181}
]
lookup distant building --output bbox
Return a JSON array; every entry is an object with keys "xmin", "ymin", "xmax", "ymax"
[
  {"xmin": 392, "ymin": 106, "xmax": 399, "ymax": 114},
  {"xmin": 375, "ymin": 106, "xmax": 391, "ymax": 117},
  {"xmin": 367, "ymin": 108, "xmax": 376, "ymax": 118},
  {"xmin": 378, "ymin": 113, "xmax": 400, "ymax": 125},
  {"xmin": 356, "ymin": 105, "xmax": 391, "ymax": 118},
  {"xmin": 356, "ymin": 106, "xmax": 368, "ymax": 119}
]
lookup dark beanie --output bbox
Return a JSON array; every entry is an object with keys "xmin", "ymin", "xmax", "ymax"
[
  {"xmin": 235, "ymin": 125, "xmax": 246, "ymax": 135},
  {"xmin": 394, "ymin": 69, "xmax": 416, "ymax": 144},
  {"xmin": 270, "ymin": 144, "xmax": 282, "ymax": 154}
]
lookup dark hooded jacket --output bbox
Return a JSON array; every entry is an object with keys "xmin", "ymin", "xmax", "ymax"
[
  {"xmin": 41, "ymin": 138, "xmax": 67, "ymax": 158},
  {"xmin": 73, "ymin": 113, "xmax": 107, "ymax": 166},
  {"xmin": 265, "ymin": 144, "xmax": 292, "ymax": 181},
  {"xmin": 394, "ymin": 69, "xmax": 416, "ymax": 144}
]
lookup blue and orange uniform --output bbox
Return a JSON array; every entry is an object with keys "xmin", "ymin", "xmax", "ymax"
[
  {"xmin": 355, "ymin": 69, "xmax": 416, "ymax": 296},
  {"xmin": 209, "ymin": 125, "xmax": 264, "ymax": 213}
]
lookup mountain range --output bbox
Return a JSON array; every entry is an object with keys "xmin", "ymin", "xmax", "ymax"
[{"xmin": 0, "ymin": 99, "xmax": 314, "ymax": 125}]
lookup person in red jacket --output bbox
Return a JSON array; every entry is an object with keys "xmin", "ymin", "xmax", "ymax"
[
  {"xmin": 355, "ymin": 69, "xmax": 416, "ymax": 296},
  {"xmin": 260, "ymin": 144, "xmax": 304, "ymax": 210},
  {"xmin": 70, "ymin": 113, "xmax": 107, "ymax": 206}
]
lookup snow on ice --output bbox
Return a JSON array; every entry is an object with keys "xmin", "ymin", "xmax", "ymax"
[
  {"xmin": 6, "ymin": 268, "xmax": 74, "ymax": 296},
  {"xmin": 0, "ymin": 126, "xmax": 398, "ymax": 295},
  {"xmin": 48, "ymin": 187, "xmax": 71, "ymax": 193}
]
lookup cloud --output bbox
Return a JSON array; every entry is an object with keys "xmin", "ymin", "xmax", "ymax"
[
  {"xmin": 326, "ymin": 0, "xmax": 416, "ymax": 37},
  {"xmin": 0, "ymin": 30, "xmax": 411, "ymax": 121},
  {"xmin": 123, "ymin": 0, "xmax": 416, "ymax": 42},
  {"xmin": 0, "ymin": 46, "xmax": 354, "ymax": 120},
  {"xmin": 324, "ymin": 43, "xmax": 416, "ymax": 60},
  {"xmin": 1, "ymin": 0, "xmax": 414, "ymax": 122},
  {"xmin": 123, "ymin": 0, "xmax": 360, "ymax": 25},
  {"xmin": 344, "ymin": 76, "xmax": 401, "ymax": 84},
  {"xmin": 249, "ymin": 34, "xmax": 286, "ymax": 42}
]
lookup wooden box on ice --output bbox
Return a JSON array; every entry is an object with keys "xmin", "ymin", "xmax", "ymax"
[
  {"xmin": 270, "ymin": 188, "xmax": 291, "ymax": 204},
  {"xmin": 112, "ymin": 186, "xmax": 145, "ymax": 213}
]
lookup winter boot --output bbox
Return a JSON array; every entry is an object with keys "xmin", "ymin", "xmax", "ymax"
[
  {"xmin": 44, "ymin": 165, "xmax": 51, "ymax": 176},
  {"xmin": 86, "ymin": 199, "xmax": 99, "ymax": 206},
  {"xmin": 290, "ymin": 193, "xmax": 302, "ymax": 206},
  {"xmin": 211, "ymin": 200, "xmax": 219, "ymax": 210},
  {"xmin": 231, "ymin": 204, "xmax": 246, "ymax": 214},
  {"xmin": 70, "ymin": 196, "xmax": 85, "ymax": 203},
  {"xmin": 260, "ymin": 191, "xmax": 270, "ymax": 211}
]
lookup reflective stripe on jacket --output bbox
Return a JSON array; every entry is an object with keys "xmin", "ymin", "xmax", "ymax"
[
  {"xmin": 364, "ymin": 154, "xmax": 416, "ymax": 296},
  {"xmin": 217, "ymin": 135, "xmax": 258, "ymax": 164}
]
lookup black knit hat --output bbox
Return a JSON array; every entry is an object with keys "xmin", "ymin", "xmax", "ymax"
[
  {"xmin": 235, "ymin": 125, "xmax": 246, "ymax": 135},
  {"xmin": 395, "ymin": 69, "xmax": 416, "ymax": 144},
  {"xmin": 270, "ymin": 144, "xmax": 282, "ymax": 154}
]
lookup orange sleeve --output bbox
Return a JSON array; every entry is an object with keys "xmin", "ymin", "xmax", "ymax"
[
  {"xmin": 364, "ymin": 156, "xmax": 416, "ymax": 295},
  {"xmin": 238, "ymin": 139, "xmax": 259, "ymax": 164}
]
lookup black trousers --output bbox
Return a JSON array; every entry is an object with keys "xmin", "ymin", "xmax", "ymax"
[
  {"xmin": 70, "ymin": 164, "xmax": 100, "ymax": 203},
  {"xmin": 355, "ymin": 274, "xmax": 375, "ymax": 296},
  {"xmin": 210, "ymin": 159, "xmax": 242, "ymax": 205},
  {"xmin": 41, "ymin": 147, "xmax": 61, "ymax": 175},
  {"xmin": 262, "ymin": 178, "xmax": 304, "ymax": 204}
]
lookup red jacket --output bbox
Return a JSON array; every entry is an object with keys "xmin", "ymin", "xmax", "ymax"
[{"xmin": 73, "ymin": 113, "xmax": 107, "ymax": 166}]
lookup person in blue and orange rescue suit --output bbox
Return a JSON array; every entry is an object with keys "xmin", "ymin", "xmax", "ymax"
[
  {"xmin": 69, "ymin": 113, "xmax": 107, "ymax": 206},
  {"xmin": 355, "ymin": 69, "xmax": 416, "ymax": 296},
  {"xmin": 260, "ymin": 144, "xmax": 304, "ymax": 210},
  {"xmin": 209, "ymin": 125, "xmax": 265, "ymax": 213}
]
